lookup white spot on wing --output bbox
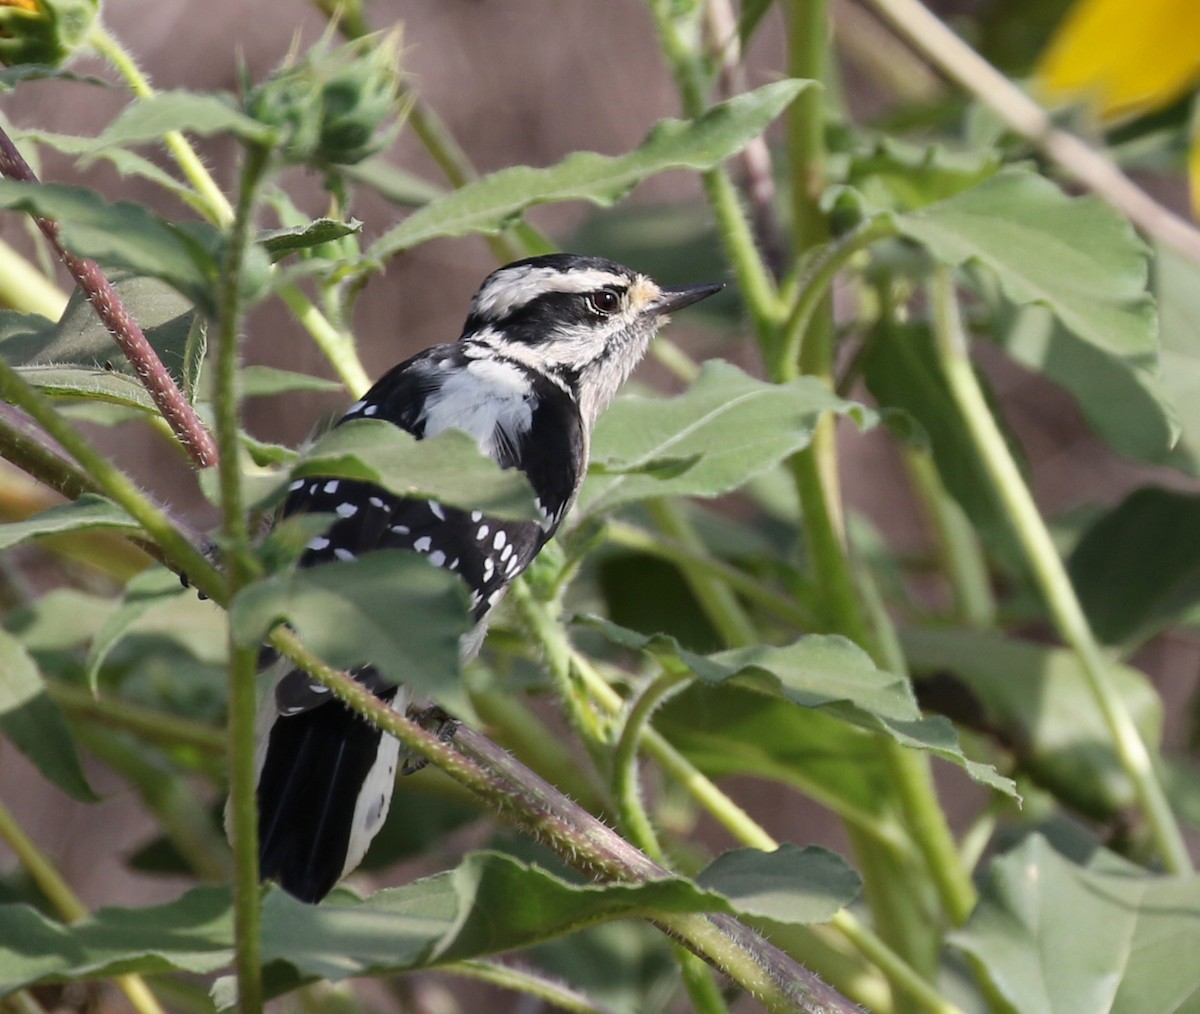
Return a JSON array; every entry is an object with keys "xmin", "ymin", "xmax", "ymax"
[
  {"xmin": 413, "ymin": 536, "xmax": 432, "ymax": 553},
  {"xmin": 336, "ymin": 502, "xmax": 358, "ymax": 518},
  {"xmin": 334, "ymin": 547, "xmax": 356, "ymax": 562},
  {"xmin": 493, "ymin": 530, "xmax": 507, "ymax": 551},
  {"xmin": 307, "ymin": 536, "xmax": 330, "ymax": 551},
  {"xmin": 324, "ymin": 480, "xmax": 340, "ymax": 494},
  {"xmin": 428, "ymin": 501, "xmax": 446, "ymax": 521}
]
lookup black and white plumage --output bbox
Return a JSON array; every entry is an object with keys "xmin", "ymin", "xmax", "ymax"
[{"xmin": 254, "ymin": 253, "xmax": 721, "ymax": 902}]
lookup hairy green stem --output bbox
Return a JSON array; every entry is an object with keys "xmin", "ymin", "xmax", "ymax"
[
  {"xmin": 213, "ymin": 142, "xmax": 272, "ymax": 1014},
  {"xmin": 276, "ymin": 282, "xmax": 372, "ymax": 396},
  {"xmin": 88, "ymin": 24, "xmax": 236, "ymax": 227},
  {"xmin": 612, "ymin": 668, "xmax": 690, "ymax": 865},
  {"xmin": 0, "ymin": 800, "xmax": 167, "ymax": 1014},
  {"xmin": 929, "ymin": 269, "xmax": 1192, "ymax": 874}
]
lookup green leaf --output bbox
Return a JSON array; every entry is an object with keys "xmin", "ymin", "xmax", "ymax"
[
  {"xmin": 0, "ymin": 64, "xmax": 110, "ymax": 91},
  {"xmin": 582, "ymin": 617, "xmax": 1015, "ymax": 794},
  {"xmin": 580, "ymin": 361, "xmax": 873, "ymax": 515},
  {"xmin": 695, "ymin": 844, "xmax": 861, "ymax": 926},
  {"xmin": 230, "ymin": 551, "xmax": 468, "ymax": 704},
  {"xmin": 897, "ymin": 170, "xmax": 1157, "ymax": 362},
  {"xmin": 846, "ymin": 136, "xmax": 1002, "ymax": 210},
  {"xmin": 0, "ymin": 887, "xmax": 233, "ymax": 993},
  {"xmin": 296, "ymin": 422, "xmax": 540, "ymax": 521},
  {"xmin": 252, "ymin": 847, "xmax": 856, "ymax": 995},
  {"xmin": 369, "ymin": 80, "xmax": 813, "ymax": 259},
  {"xmin": 97, "ymin": 91, "xmax": 274, "ymax": 147},
  {"xmin": 992, "ymin": 303, "xmax": 1177, "ymax": 462},
  {"xmin": 953, "ymin": 836, "xmax": 1200, "ymax": 1014},
  {"xmin": 0, "ymin": 181, "xmax": 218, "ymax": 313},
  {"xmin": 0, "ymin": 495, "xmax": 139, "ymax": 550},
  {"xmin": 0, "ymin": 273, "xmax": 201, "ymax": 408},
  {"xmin": 241, "ymin": 365, "xmax": 342, "ymax": 397},
  {"xmin": 258, "ymin": 218, "xmax": 362, "ymax": 262},
  {"xmin": 656, "ymin": 683, "xmax": 900, "ymax": 826},
  {"xmin": 1154, "ymin": 241, "xmax": 1200, "ymax": 473},
  {"xmin": 1067, "ymin": 486, "xmax": 1200, "ymax": 648},
  {"xmin": 862, "ymin": 321, "xmax": 1019, "ymax": 554},
  {"xmin": 85, "ymin": 567, "xmax": 226, "ymax": 693},
  {"xmin": 902, "ymin": 626, "xmax": 1161, "ymax": 819},
  {"xmin": 0, "ymin": 628, "xmax": 95, "ymax": 801}
]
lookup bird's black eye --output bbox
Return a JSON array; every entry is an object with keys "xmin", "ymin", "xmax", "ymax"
[{"xmin": 588, "ymin": 289, "xmax": 620, "ymax": 316}]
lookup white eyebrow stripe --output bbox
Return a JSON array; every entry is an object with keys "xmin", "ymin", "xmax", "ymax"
[{"xmin": 471, "ymin": 267, "xmax": 631, "ymax": 320}]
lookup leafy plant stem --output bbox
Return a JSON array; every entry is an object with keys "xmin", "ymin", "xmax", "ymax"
[
  {"xmin": 777, "ymin": 216, "xmax": 898, "ymax": 381},
  {"xmin": 786, "ymin": 0, "xmax": 829, "ymax": 258},
  {"xmin": 441, "ymin": 959, "xmax": 609, "ymax": 1014},
  {"xmin": 0, "ymin": 800, "xmax": 167, "ymax": 1014},
  {"xmin": 647, "ymin": 0, "xmax": 785, "ymax": 349},
  {"xmin": 860, "ymin": 0, "xmax": 1200, "ymax": 264},
  {"xmin": 0, "ymin": 126, "xmax": 219, "ymax": 467},
  {"xmin": 0, "ymin": 407, "xmax": 99, "ymax": 501},
  {"xmin": 674, "ymin": 943, "xmax": 733, "ymax": 1014},
  {"xmin": 0, "ymin": 363, "xmax": 224, "ymax": 599},
  {"xmin": 89, "ymin": 20, "xmax": 374, "ymax": 398},
  {"xmin": 88, "ymin": 23, "xmax": 236, "ymax": 227},
  {"xmin": 213, "ymin": 142, "xmax": 272, "ymax": 1014},
  {"xmin": 266, "ymin": 626, "xmax": 852, "ymax": 1011},
  {"xmin": 929, "ymin": 268, "xmax": 1193, "ymax": 874},
  {"xmin": 645, "ymin": 499, "xmax": 758, "ymax": 648}
]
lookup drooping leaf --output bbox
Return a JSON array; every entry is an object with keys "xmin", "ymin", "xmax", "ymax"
[
  {"xmin": 0, "ymin": 181, "xmax": 218, "ymax": 313},
  {"xmin": 583, "ymin": 617, "xmax": 1015, "ymax": 794},
  {"xmin": 295, "ymin": 422, "xmax": 540, "ymax": 521},
  {"xmin": 0, "ymin": 628, "xmax": 96, "ymax": 801},
  {"xmin": 0, "ymin": 64, "xmax": 110, "ymax": 91},
  {"xmin": 897, "ymin": 170, "xmax": 1157, "ymax": 362},
  {"xmin": 229, "ymin": 550, "xmax": 469, "ymax": 704},
  {"xmin": 0, "ymin": 887, "xmax": 233, "ymax": 993},
  {"xmin": 580, "ymin": 361, "xmax": 873, "ymax": 515},
  {"xmin": 369, "ymin": 80, "xmax": 813, "ymax": 259},
  {"xmin": 4, "ymin": 588, "xmax": 115, "ymax": 652},
  {"xmin": 252, "ymin": 847, "xmax": 857, "ymax": 995},
  {"xmin": 258, "ymin": 218, "xmax": 362, "ymax": 261},
  {"xmin": 0, "ymin": 495, "xmax": 139, "ymax": 550},
  {"xmin": 953, "ymin": 835, "xmax": 1200, "ymax": 1014},
  {"xmin": 902, "ymin": 626, "xmax": 1161, "ymax": 818},
  {"xmin": 1067, "ymin": 486, "xmax": 1200, "ymax": 648},
  {"xmin": 96, "ymin": 91, "xmax": 274, "ymax": 148},
  {"xmin": 344, "ymin": 157, "xmax": 446, "ymax": 207}
]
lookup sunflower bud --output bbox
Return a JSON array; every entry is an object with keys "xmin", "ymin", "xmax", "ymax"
[
  {"xmin": 246, "ymin": 32, "xmax": 403, "ymax": 168},
  {"xmin": 0, "ymin": 0, "xmax": 98, "ymax": 67}
]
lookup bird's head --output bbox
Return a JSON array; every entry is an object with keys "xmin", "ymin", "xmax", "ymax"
[{"xmin": 461, "ymin": 253, "xmax": 722, "ymax": 426}]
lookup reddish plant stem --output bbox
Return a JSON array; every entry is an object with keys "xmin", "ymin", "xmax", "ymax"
[{"xmin": 0, "ymin": 126, "xmax": 219, "ymax": 468}]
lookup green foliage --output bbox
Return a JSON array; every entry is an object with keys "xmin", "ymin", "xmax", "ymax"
[{"xmin": 0, "ymin": 4, "xmax": 1197, "ymax": 1014}]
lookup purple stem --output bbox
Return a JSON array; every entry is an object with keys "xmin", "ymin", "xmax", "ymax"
[{"xmin": 0, "ymin": 126, "xmax": 219, "ymax": 468}]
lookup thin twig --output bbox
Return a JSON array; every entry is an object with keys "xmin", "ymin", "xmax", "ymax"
[{"xmin": 0, "ymin": 126, "xmax": 219, "ymax": 467}]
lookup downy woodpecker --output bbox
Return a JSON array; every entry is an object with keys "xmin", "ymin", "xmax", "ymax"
[{"xmin": 255, "ymin": 253, "xmax": 721, "ymax": 902}]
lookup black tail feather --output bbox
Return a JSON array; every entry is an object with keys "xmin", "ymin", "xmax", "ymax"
[{"xmin": 257, "ymin": 692, "xmax": 394, "ymax": 903}]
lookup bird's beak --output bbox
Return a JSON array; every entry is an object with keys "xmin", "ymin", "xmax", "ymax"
[{"xmin": 649, "ymin": 282, "xmax": 724, "ymax": 315}]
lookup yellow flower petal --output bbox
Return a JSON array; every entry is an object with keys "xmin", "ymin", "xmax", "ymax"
[{"xmin": 1037, "ymin": 0, "xmax": 1200, "ymax": 119}]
